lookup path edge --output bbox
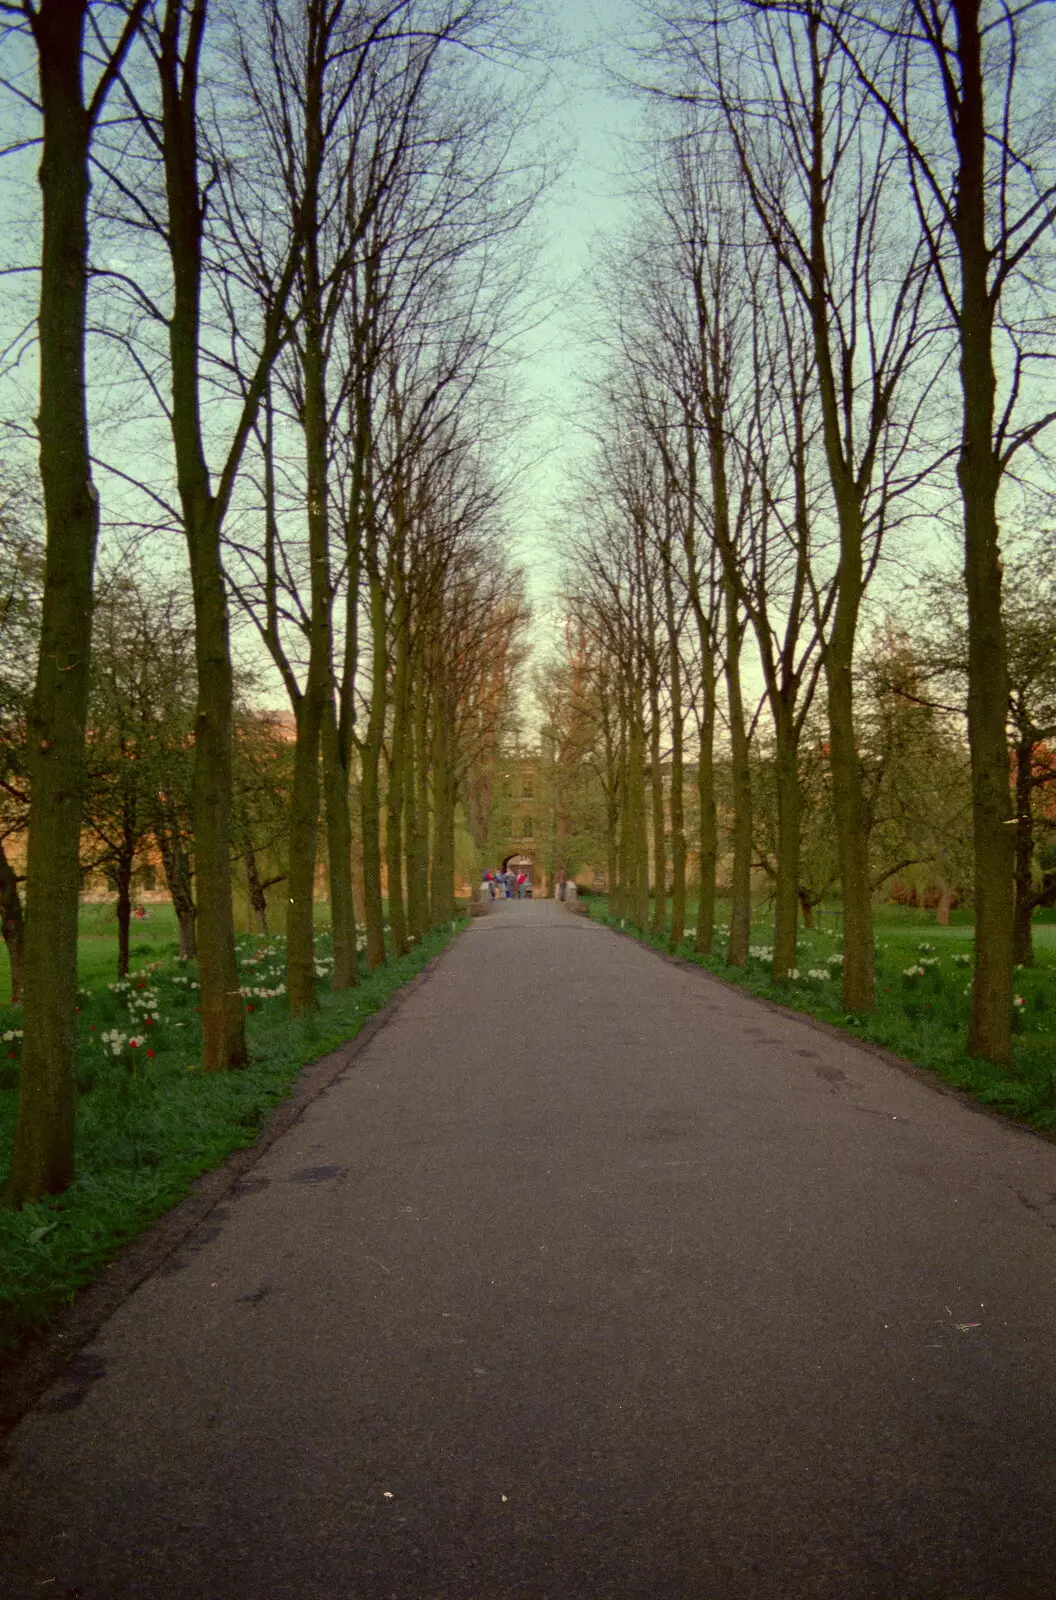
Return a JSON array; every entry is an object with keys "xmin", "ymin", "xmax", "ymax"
[
  {"xmin": 590, "ymin": 913, "xmax": 1056, "ymax": 1153},
  {"xmin": 0, "ymin": 930, "xmax": 465, "ymax": 1441}
]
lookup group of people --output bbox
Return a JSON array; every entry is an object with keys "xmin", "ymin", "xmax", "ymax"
[{"xmin": 483, "ymin": 867, "xmax": 531, "ymax": 899}]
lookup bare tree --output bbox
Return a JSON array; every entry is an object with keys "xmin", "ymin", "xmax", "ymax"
[
  {"xmin": 653, "ymin": 134, "xmax": 830, "ymax": 979},
  {"xmin": 83, "ymin": 568, "xmax": 197, "ymax": 977},
  {"xmin": 2, "ymin": 0, "xmax": 148, "ymax": 1204},
  {"xmin": 227, "ymin": 0, "xmax": 430, "ymax": 1011},
  {"xmin": 819, "ymin": 0, "xmax": 1056, "ymax": 1056},
  {"xmin": 0, "ymin": 474, "xmax": 42, "ymax": 1003},
  {"xmin": 660, "ymin": 8, "xmax": 940, "ymax": 1010}
]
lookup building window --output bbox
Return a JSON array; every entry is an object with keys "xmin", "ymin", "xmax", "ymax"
[
  {"xmin": 523, "ymin": 817, "xmax": 534, "ymax": 838},
  {"xmin": 522, "ymin": 780, "xmax": 533, "ymax": 799}
]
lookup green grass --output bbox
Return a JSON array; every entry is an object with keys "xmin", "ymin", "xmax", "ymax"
[
  {"xmin": 0, "ymin": 914, "xmax": 465, "ymax": 1358},
  {"xmin": 590, "ymin": 897, "xmax": 1056, "ymax": 1133}
]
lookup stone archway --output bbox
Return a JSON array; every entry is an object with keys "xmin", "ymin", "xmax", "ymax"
[
  {"xmin": 501, "ymin": 853, "xmax": 535, "ymax": 895},
  {"xmin": 501, "ymin": 852, "xmax": 533, "ymax": 875}
]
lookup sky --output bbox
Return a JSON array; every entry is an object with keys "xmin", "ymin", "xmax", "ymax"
[
  {"xmin": 503, "ymin": 0, "xmax": 642, "ymax": 632},
  {"xmin": 0, "ymin": 1, "xmax": 649, "ymax": 681}
]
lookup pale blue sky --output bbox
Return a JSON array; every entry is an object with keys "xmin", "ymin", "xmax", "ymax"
[
  {"xmin": 0, "ymin": 1, "xmax": 645, "ymax": 647},
  {"xmin": 507, "ymin": 0, "xmax": 641, "ymax": 623}
]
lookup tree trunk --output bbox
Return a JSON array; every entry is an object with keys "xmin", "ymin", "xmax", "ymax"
[
  {"xmin": 695, "ymin": 689, "xmax": 718, "ymax": 956},
  {"xmin": 798, "ymin": 890, "xmax": 816, "ymax": 930},
  {"xmin": 628, "ymin": 709, "xmax": 649, "ymax": 928},
  {"xmin": 679, "ymin": 405, "xmax": 716, "ymax": 959},
  {"xmin": 555, "ymin": 797, "xmax": 571, "ymax": 888},
  {"xmin": 613, "ymin": 709, "xmax": 628, "ymax": 919},
  {"xmin": 7, "ymin": 1, "xmax": 98, "ymax": 1203},
  {"xmin": 601, "ymin": 711, "xmax": 619, "ymax": 914},
  {"xmin": 797, "ymin": 14, "xmax": 875, "ymax": 1016},
  {"xmin": 698, "ymin": 322, "xmax": 751, "ymax": 966},
  {"xmin": 385, "ymin": 570, "xmax": 409, "ymax": 957},
  {"xmin": 360, "ymin": 739, "xmax": 385, "ymax": 968},
  {"xmin": 189, "ymin": 560, "xmax": 246, "ymax": 1067},
  {"xmin": 812, "ymin": 326, "xmax": 875, "ymax": 1009},
  {"xmin": 334, "ymin": 411, "xmax": 364, "ymax": 981},
  {"xmin": 162, "ymin": 0, "xmax": 246, "ymax": 1073},
  {"xmin": 242, "ymin": 833, "xmax": 270, "ymax": 937},
  {"xmin": 177, "ymin": 910, "xmax": 196, "ymax": 958},
  {"xmin": 429, "ymin": 721, "xmax": 457, "ymax": 923},
  {"xmin": 606, "ymin": 809, "xmax": 619, "ymax": 916},
  {"xmin": 284, "ymin": 154, "xmax": 335, "ymax": 1014},
  {"xmin": 115, "ymin": 838, "xmax": 134, "ymax": 979},
  {"xmin": 826, "ymin": 630, "xmax": 874, "ymax": 1011},
  {"xmin": 636, "ymin": 755, "xmax": 650, "ymax": 929},
  {"xmin": 359, "ymin": 559, "xmax": 388, "ymax": 969},
  {"xmin": 1012, "ymin": 729, "xmax": 1034, "ymax": 968},
  {"xmin": 649, "ymin": 705, "xmax": 666, "ymax": 936},
  {"xmin": 405, "ymin": 661, "xmax": 430, "ymax": 940},
  {"xmin": 322, "ymin": 700, "xmax": 357, "ymax": 987},
  {"xmin": 285, "ymin": 40, "xmax": 337, "ymax": 1016},
  {"xmin": 665, "ymin": 600, "xmax": 686, "ymax": 946},
  {"xmin": 402, "ymin": 721, "xmax": 421, "ymax": 936},
  {"xmin": 724, "ymin": 583, "xmax": 752, "ymax": 968},
  {"xmin": 641, "ymin": 559, "xmax": 666, "ymax": 936},
  {"xmin": 285, "ymin": 691, "xmax": 323, "ymax": 1015},
  {"xmin": 771, "ymin": 711, "xmax": 802, "ymax": 982},
  {"xmin": 0, "ymin": 839, "xmax": 25, "ymax": 1005},
  {"xmin": 954, "ymin": 0, "xmax": 1014, "ymax": 1061},
  {"xmin": 384, "ymin": 733, "xmax": 407, "ymax": 956},
  {"xmin": 936, "ymin": 883, "xmax": 953, "ymax": 929},
  {"xmin": 154, "ymin": 804, "xmax": 196, "ymax": 959}
]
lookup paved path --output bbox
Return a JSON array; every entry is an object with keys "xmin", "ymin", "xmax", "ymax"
[{"xmin": 4, "ymin": 899, "xmax": 1056, "ymax": 1599}]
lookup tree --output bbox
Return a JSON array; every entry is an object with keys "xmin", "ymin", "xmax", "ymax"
[
  {"xmin": 0, "ymin": 476, "xmax": 41, "ymax": 1002},
  {"xmin": 150, "ymin": 0, "xmax": 311, "ymax": 1061},
  {"xmin": 733, "ymin": 273, "xmax": 828, "ymax": 979},
  {"xmin": 87, "ymin": 0, "xmax": 318, "ymax": 1060},
  {"xmin": 222, "ymin": 0, "xmax": 540, "ymax": 983},
  {"xmin": 82, "ymin": 569, "xmax": 197, "ymax": 977},
  {"xmin": 916, "ymin": 549, "xmax": 1056, "ymax": 965},
  {"xmin": 232, "ymin": 709, "xmax": 294, "ymax": 937},
  {"xmin": 856, "ymin": 624, "xmax": 973, "ymax": 916},
  {"xmin": 533, "ymin": 626, "xmax": 612, "ymax": 896},
  {"xmin": 230, "ymin": 0, "xmax": 408, "ymax": 1011},
  {"xmin": 423, "ymin": 508, "xmax": 529, "ymax": 921},
  {"xmin": 820, "ymin": 0, "xmax": 1056, "ymax": 1057},
  {"xmin": 563, "ymin": 470, "xmax": 652, "ymax": 926},
  {"xmin": 1007, "ymin": 574, "xmax": 1056, "ymax": 965},
  {"xmin": 663, "ymin": 9, "xmax": 939, "ymax": 1009},
  {"xmin": 675, "ymin": 171, "xmax": 757, "ymax": 969},
  {"xmin": 2, "ymin": 0, "xmax": 149, "ymax": 1205}
]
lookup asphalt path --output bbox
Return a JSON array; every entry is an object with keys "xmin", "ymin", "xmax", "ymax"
[{"xmin": 4, "ymin": 898, "xmax": 1056, "ymax": 1599}]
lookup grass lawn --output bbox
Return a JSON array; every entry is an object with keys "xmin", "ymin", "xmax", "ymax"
[
  {"xmin": 0, "ymin": 905, "xmax": 464, "ymax": 1358},
  {"xmin": 586, "ymin": 896, "xmax": 1056, "ymax": 1133}
]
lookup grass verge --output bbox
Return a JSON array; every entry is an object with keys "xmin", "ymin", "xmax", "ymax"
[
  {"xmin": 587, "ymin": 898, "xmax": 1056, "ymax": 1135},
  {"xmin": 0, "ymin": 919, "xmax": 464, "ymax": 1359}
]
